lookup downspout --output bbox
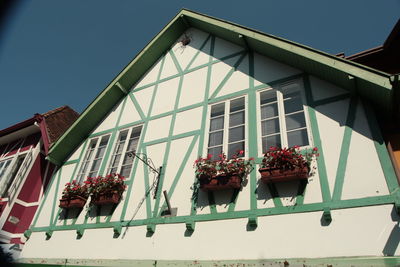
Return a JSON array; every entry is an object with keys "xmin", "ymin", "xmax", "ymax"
[{"xmin": 34, "ymin": 114, "xmax": 50, "ymax": 156}]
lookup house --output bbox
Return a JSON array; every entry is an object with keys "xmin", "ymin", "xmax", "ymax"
[
  {"xmin": 18, "ymin": 10, "xmax": 400, "ymax": 266},
  {"xmin": 0, "ymin": 106, "xmax": 78, "ymax": 257}
]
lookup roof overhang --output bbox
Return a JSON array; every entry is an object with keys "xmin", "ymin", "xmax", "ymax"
[{"xmin": 47, "ymin": 9, "xmax": 396, "ymax": 166}]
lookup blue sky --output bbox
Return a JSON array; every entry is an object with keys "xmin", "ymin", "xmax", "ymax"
[{"xmin": 0, "ymin": 0, "xmax": 399, "ymax": 129}]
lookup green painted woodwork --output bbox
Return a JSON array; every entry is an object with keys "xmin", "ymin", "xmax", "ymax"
[
  {"xmin": 30, "ymin": 13, "xmax": 400, "ymax": 238},
  {"xmin": 118, "ymin": 53, "xmax": 167, "ymax": 223},
  {"xmin": 168, "ymin": 50, "xmax": 183, "ymax": 74},
  {"xmin": 15, "ymin": 256, "xmax": 400, "ymax": 267},
  {"xmin": 157, "ymin": 135, "xmax": 199, "ymax": 216},
  {"xmin": 247, "ymin": 51, "xmax": 258, "ymax": 212},
  {"xmin": 47, "ymin": 9, "xmax": 394, "ymax": 167},
  {"xmin": 331, "ymin": 97, "xmax": 357, "ymax": 201},
  {"xmin": 363, "ymin": 99, "xmax": 399, "ymax": 193},
  {"xmin": 49, "ymin": 169, "xmax": 62, "ymax": 226},
  {"xmin": 313, "ymin": 93, "xmax": 350, "ymax": 107},
  {"xmin": 184, "ymin": 34, "xmax": 211, "ymax": 71},
  {"xmin": 190, "ymin": 36, "xmax": 215, "ymax": 217},
  {"xmin": 30, "ymin": 194, "xmax": 396, "ymax": 234},
  {"xmin": 208, "ymin": 52, "xmax": 247, "ymax": 99},
  {"xmin": 128, "ymin": 93, "xmax": 146, "ymax": 120},
  {"xmin": 303, "ymin": 75, "xmax": 331, "ymax": 203}
]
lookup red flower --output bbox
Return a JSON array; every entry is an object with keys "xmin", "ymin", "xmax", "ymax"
[{"xmin": 313, "ymin": 147, "xmax": 318, "ymax": 152}]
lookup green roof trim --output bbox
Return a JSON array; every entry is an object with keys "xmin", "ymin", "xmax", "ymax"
[{"xmin": 47, "ymin": 8, "xmax": 395, "ymax": 166}]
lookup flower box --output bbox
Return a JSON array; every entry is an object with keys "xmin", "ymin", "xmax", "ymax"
[
  {"xmin": 199, "ymin": 174, "xmax": 242, "ymax": 192},
  {"xmin": 59, "ymin": 196, "xmax": 87, "ymax": 209},
  {"xmin": 259, "ymin": 166, "xmax": 309, "ymax": 183},
  {"xmin": 91, "ymin": 191, "xmax": 122, "ymax": 206}
]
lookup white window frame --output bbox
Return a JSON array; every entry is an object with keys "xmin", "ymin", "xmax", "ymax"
[
  {"xmin": 76, "ymin": 134, "xmax": 111, "ymax": 183},
  {"xmin": 0, "ymin": 138, "xmax": 32, "ymax": 197},
  {"xmin": 256, "ymin": 79, "xmax": 313, "ymax": 155},
  {"xmin": 204, "ymin": 95, "xmax": 248, "ymax": 159},
  {"xmin": 105, "ymin": 125, "xmax": 142, "ymax": 180}
]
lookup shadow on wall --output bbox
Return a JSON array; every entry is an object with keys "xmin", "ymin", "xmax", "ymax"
[
  {"xmin": 0, "ymin": 245, "xmax": 15, "ymax": 267},
  {"xmin": 383, "ymin": 207, "xmax": 400, "ymax": 256}
]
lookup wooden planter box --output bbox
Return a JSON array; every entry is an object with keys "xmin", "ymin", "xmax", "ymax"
[
  {"xmin": 91, "ymin": 191, "xmax": 122, "ymax": 206},
  {"xmin": 59, "ymin": 196, "xmax": 87, "ymax": 209},
  {"xmin": 259, "ymin": 166, "xmax": 309, "ymax": 183},
  {"xmin": 199, "ymin": 174, "xmax": 242, "ymax": 192}
]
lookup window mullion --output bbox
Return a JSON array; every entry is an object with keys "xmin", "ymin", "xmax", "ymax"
[
  {"xmin": 86, "ymin": 138, "xmax": 101, "ymax": 178},
  {"xmin": 223, "ymin": 102, "xmax": 230, "ymax": 155},
  {"xmin": 118, "ymin": 128, "xmax": 131, "ymax": 174},
  {"xmin": 277, "ymin": 89, "xmax": 288, "ymax": 147}
]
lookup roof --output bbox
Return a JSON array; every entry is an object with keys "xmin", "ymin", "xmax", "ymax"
[
  {"xmin": 0, "ymin": 106, "xmax": 79, "ymax": 155},
  {"xmin": 42, "ymin": 106, "xmax": 80, "ymax": 146},
  {"xmin": 46, "ymin": 9, "xmax": 399, "ymax": 166},
  {"xmin": 346, "ymin": 19, "xmax": 400, "ymax": 75}
]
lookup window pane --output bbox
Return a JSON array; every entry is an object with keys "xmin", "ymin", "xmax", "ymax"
[
  {"xmin": 287, "ymin": 129, "xmax": 309, "ymax": 147},
  {"xmin": 285, "ymin": 112, "xmax": 306, "ymax": 131},
  {"xmin": 228, "ymin": 142, "xmax": 244, "ymax": 159},
  {"xmin": 0, "ymin": 160, "xmax": 11, "ymax": 181},
  {"xmin": 126, "ymin": 138, "xmax": 138, "ymax": 152},
  {"xmin": 260, "ymin": 91, "xmax": 277, "ymax": 105},
  {"xmin": 90, "ymin": 159, "xmax": 102, "ymax": 174},
  {"xmin": 284, "ymin": 93, "xmax": 304, "ymax": 114},
  {"xmin": 110, "ymin": 154, "xmax": 121, "ymax": 168},
  {"xmin": 95, "ymin": 146, "xmax": 107, "ymax": 159},
  {"xmin": 229, "ymin": 111, "xmax": 244, "ymax": 127},
  {"xmin": 261, "ymin": 119, "xmax": 280, "ymax": 136},
  {"xmin": 229, "ymin": 126, "xmax": 244, "ymax": 143},
  {"xmin": 208, "ymin": 131, "xmax": 223, "ymax": 147},
  {"xmin": 211, "ymin": 103, "xmax": 224, "ymax": 117},
  {"xmin": 210, "ymin": 117, "xmax": 224, "ymax": 131},
  {"xmin": 208, "ymin": 146, "xmax": 222, "ymax": 161},
  {"xmin": 131, "ymin": 126, "xmax": 142, "ymax": 138},
  {"xmin": 122, "ymin": 153, "xmax": 134, "ymax": 165},
  {"xmin": 230, "ymin": 97, "xmax": 245, "ymax": 112},
  {"xmin": 99, "ymin": 135, "xmax": 110, "ymax": 146},
  {"xmin": 262, "ymin": 135, "xmax": 281, "ymax": 153},
  {"xmin": 261, "ymin": 103, "xmax": 278, "ymax": 119},
  {"xmin": 119, "ymin": 131, "xmax": 128, "ymax": 142},
  {"xmin": 120, "ymin": 165, "xmax": 132, "ymax": 178}
]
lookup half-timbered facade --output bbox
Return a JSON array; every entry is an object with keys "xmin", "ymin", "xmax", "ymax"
[
  {"xmin": 19, "ymin": 10, "xmax": 400, "ymax": 266},
  {"xmin": 0, "ymin": 106, "xmax": 78, "ymax": 257}
]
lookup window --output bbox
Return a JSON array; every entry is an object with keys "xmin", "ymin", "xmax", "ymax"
[
  {"xmin": 207, "ymin": 97, "xmax": 246, "ymax": 160},
  {"xmin": 0, "ymin": 159, "xmax": 12, "ymax": 182},
  {"xmin": 76, "ymin": 134, "xmax": 111, "ymax": 183},
  {"xmin": 107, "ymin": 126, "xmax": 142, "ymax": 178},
  {"xmin": 1, "ymin": 155, "xmax": 27, "ymax": 197},
  {"xmin": 259, "ymin": 81, "xmax": 311, "ymax": 153}
]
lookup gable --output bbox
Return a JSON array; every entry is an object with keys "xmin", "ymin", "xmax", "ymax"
[{"xmin": 47, "ymin": 9, "xmax": 395, "ymax": 166}]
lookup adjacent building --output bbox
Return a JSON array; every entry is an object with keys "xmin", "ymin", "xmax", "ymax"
[{"xmin": 0, "ymin": 106, "xmax": 78, "ymax": 256}]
